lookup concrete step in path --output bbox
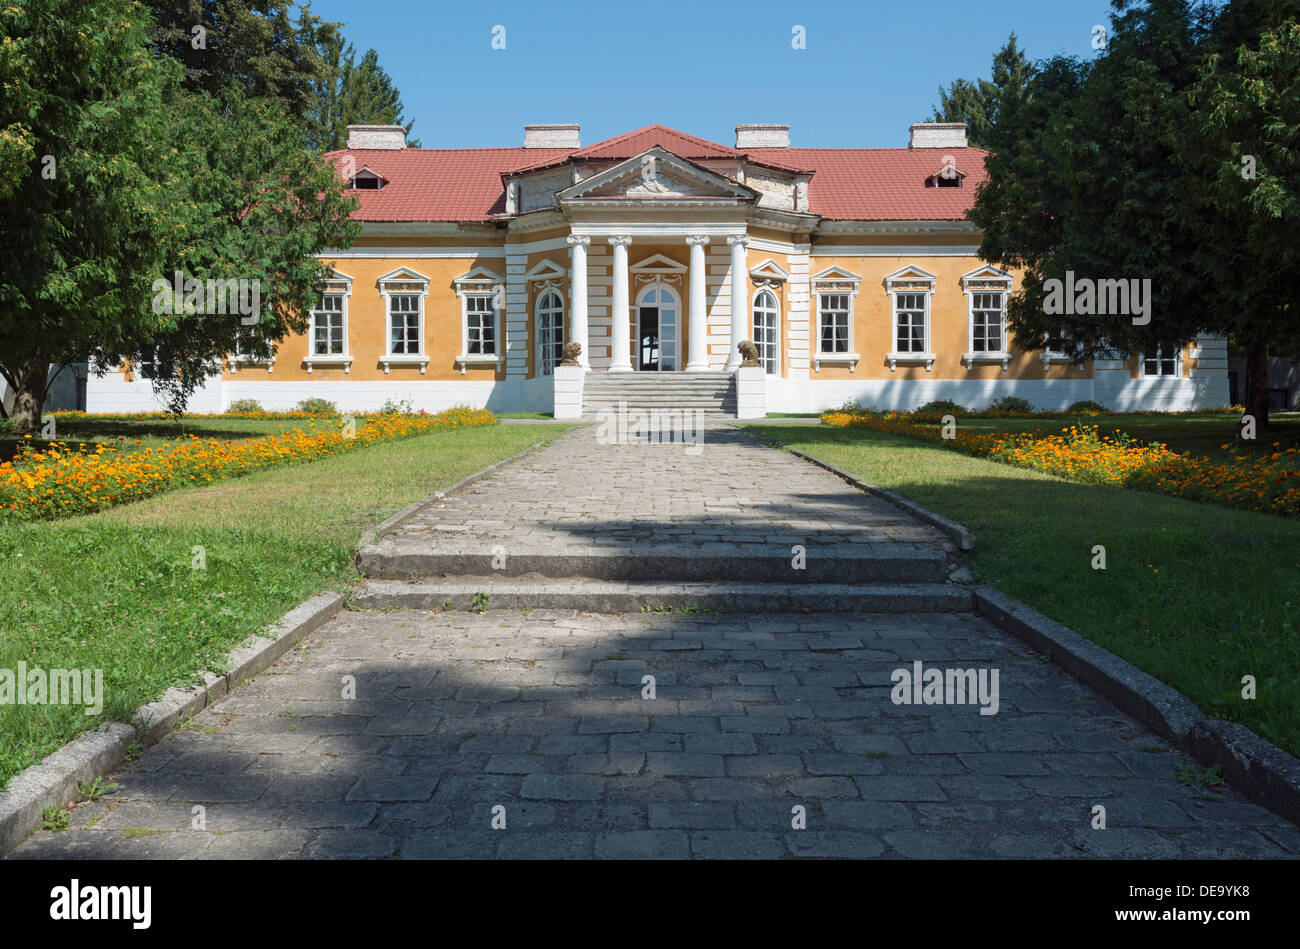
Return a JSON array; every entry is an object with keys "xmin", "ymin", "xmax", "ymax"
[
  {"xmin": 352, "ymin": 580, "xmax": 972, "ymax": 614},
  {"xmin": 358, "ymin": 543, "xmax": 949, "ymax": 584}
]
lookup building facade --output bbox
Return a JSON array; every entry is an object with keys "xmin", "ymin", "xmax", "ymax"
[{"xmin": 88, "ymin": 121, "xmax": 1229, "ymax": 416}]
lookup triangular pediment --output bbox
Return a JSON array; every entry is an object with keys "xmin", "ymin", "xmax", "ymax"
[
  {"xmin": 377, "ymin": 266, "xmax": 430, "ymax": 285},
  {"xmin": 526, "ymin": 258, "xmax": 567, "ymax": 281},
  {"xmin": 451, "ymin": 264, "xmax": 502, "ymax": 287},
  {"xmin": 750, "ymin": 258, "xmax": 790, "ymax": 282},
  {"xmin": 629, "ymin": 253, "xmax": 688, "ymax": 274},
  {"xmin": 960, "ymin": 264, "xmax": 1012, "ymax": 290},
  {"xmin": 558, "ymin": 147, "xmax": 757, "ymax": 202},
  {"xmin": 883, "ymin": 265, "xmax": 937, "ymax": 288}
]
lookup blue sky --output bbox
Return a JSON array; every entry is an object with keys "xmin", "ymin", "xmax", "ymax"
[{"xmin": 306, "ymin": 0, "xmax": 1117, "ymax": 149}]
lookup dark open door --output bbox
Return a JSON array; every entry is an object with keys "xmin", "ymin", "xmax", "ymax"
[{"xmin": 639, "ymin": 307, "xmax": 660, "ymax": 371}]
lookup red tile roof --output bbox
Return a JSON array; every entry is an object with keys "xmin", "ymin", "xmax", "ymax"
[{"xmin": 325, "ymin": 126, "xmax": 988, "ymax": 224}]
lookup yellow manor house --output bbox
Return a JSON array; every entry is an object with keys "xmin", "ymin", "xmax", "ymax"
[{"xmin": 90, "ymin": 121, "xmax": 1229, "ymax": 417}]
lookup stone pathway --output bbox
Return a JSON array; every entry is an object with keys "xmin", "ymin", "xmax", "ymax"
[
  {"xmin": 9, "ymin": 608, "xmax": 1296, "ymax": 859},
  {"xmin": 382, "ymin": 423, "xmax": 945, "ymax": 553},
  {"xmin": 9, "ymin": 422, "xmax": 1297, "ymax": 859}
]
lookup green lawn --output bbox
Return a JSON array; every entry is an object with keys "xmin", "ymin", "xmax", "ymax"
[
  {"xmin": 748, "ymin": 422, "xmax": 1300, "ymax": 758},
  {"xmin": 0, "ymin": 422, "xmax": 571, "ymax": 787},
  {"xmin": 934, "ymin": 411, "xmax": 1300, "ymax": 465}
]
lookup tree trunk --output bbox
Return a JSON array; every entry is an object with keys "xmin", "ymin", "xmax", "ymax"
[
  {"xmin": 9, "ymin": 355, "xmax": 50, "ymax": 434},
  {"xmin": 1244, "ymin": 346, "xmax": 1270, "ymax": 428}
]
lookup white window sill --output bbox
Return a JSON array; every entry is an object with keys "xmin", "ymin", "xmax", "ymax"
[
  {"xmin": 305, "ymin": 355, "xmax": 353, "ymax": 374},
  {"xmin": 887, "ymin": 352, "xmax": 936, "ymax": 371},
  {"xmin": 964, "ymin": 352, "xmax": 1011, "ymax": 370},
  {"xmin": 229, "ymin": 356, "xmax": 274, "ymax": 374},
  {"xmin": 456, "ymin": 353, "xmax": 502, "ymax": 375},
  {"xmin": 813, "ymin": 352, "xmax": 860, "ymax": 372},
  {"xmin": 1040, "ymin": 352, "xmax": 1082, "ymax": 368},
  {"xmin": 381, "ymin": 354, "xmax": 429, "ymax": 374}
]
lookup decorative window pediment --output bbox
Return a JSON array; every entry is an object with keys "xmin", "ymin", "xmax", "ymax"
[
  {"xmin": 960, "ymin": 265, "xmax": 1012, "ymax": 292},
  {"xmin": 378, "ymin": 266, "xmax": 431, "ymax": 293},
  {"xmin": 812, "ymin": 265, "xmax": 862, "ymax": 297},
  {"xmin": 630, "ymin": 253, "xmax": 688, "ymax": 288},
  {"xmin": 318, "ymin": 266, "xmax": 354, "ymax": 297},
  {"xmin": 884, "ymin": 265, "xmax": 938, "ymax": 294},
  {"xmin": 750, "ymin": 258, "xmax": 791, "ymax": 287},
  {"xmin": 525, "ymin": 258, "xmax": 567, "ymax": 282}
]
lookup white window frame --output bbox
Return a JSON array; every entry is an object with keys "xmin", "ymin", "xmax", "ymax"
[
  {"xmin": 1141, "ymin": 344, "xmax": 1182, "ymax": 378},
  {"xmin": 960, "ymin": 266, "xmax": 1012, "ymax": 370},
  {"xmin": 751, "ymin": 285, "xmax": 781, "ymax": 376},
  {"xmin": 1042, "ymin": 327, "xmax": 1085, "ymax": 368},
  {"xmin": 378, "ymin": 267, "xmax": 430, "ymax": 374},
  {"xmin": 535, "ymin": 285, "xmax": 565, "ymax": 376},
  {"xmin": 230, "ymin": 330, "xmax": 274, "ymax": 373},
  {"xmin": 884, "ymin": 267, "xmax": 937, "ymax": 371},
  {"xmin": 454, "ymin": 267, "xmax": 504, "ymax": 374},
  {"xmin": 305, "ymin": 270, "xmax": 353, "ymax": 373},
  {"xmin": 811, "ymin": 267, "xmax": 861, "ymax": 372}
]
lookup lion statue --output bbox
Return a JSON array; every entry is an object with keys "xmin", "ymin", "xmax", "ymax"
[
  {"xmin": 737, "ymin": 340, "xmax": 760, "ymax": 367},
  {"xmin": 560, "ymin": 341, "xmax": 582, "ymax": 366}
]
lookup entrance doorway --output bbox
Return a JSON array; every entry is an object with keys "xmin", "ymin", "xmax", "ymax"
[{"xmin": 636, "ymin": 285, "xmax": 679, "ymax": 371}]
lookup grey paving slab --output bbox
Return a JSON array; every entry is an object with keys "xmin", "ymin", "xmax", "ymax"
[{"xmin": 9, "ymin": 608, "xmax": 1295, "ymax": 860}]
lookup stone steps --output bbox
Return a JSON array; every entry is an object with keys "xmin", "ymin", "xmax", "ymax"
[
  {"xmin": 352, "ymin": 579, "xmax": 972, "ymax": 614},
  {"xmin": 582, "ymin": 372, "xmax": 737, "ymax": 417},
  {"xmin": 357, "ymin": 543, "xmax": 949, "ymax": 584}
]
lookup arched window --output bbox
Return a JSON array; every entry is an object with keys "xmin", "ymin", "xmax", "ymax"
[
  {"xmin": 752, "ymin": 289, "xmax": 779, "ymax": 375},
  {"xmin": 536, "ymin": 289, "xmax": 565, "ymax": 375}
]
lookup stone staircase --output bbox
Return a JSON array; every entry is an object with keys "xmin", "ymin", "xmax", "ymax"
[{"xmin": 581, "ymin": 371, "xmax": 737, "ymax": 419}]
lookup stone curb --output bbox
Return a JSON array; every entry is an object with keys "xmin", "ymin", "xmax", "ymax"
[
  {"xmin": 356, "ymin": 424, "xmax": 577, "ymax": 553},
  {"xmin": 973, "ymin": 585, "xmax": 1300, "ymax": 827},
  {"xmin": 752, "ymin": 436, "xmax": 975, "ymax": 551},
  {"xmin": 1187, "ymin": 720, "xmax": 1300, "ymax": 828},
  {"xmin": 972, "ymin": 585, "xmax": 1200, "ymax": 742},
  {"xmin": 0, "ymin": 591, "xmax": 345, "ymax": 856}
]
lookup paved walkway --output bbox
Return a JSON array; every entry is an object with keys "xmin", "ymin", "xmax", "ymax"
[
  {"xmin": 8, "ymin": 423, "xmax": 1297, "ymax": 859},
  {"xmin": 378, "ymin": 423, "xmax": 945, "ymax": 554},
  {"xmin": 9, "ymin": 609, "xmax": 1295, "ymax": 859}
]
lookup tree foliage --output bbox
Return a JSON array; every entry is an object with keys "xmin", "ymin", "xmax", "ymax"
[
  {"xmin": 968, "ymin": 0, "xmax": 1300, "ymax": 424},
  {"xmin": 928, "ymin": 33, "xmax": 1033, "ymax": 149},
  {"xmin": 311, "ymin": 35, "xmax": 419, "ymax": 151}
]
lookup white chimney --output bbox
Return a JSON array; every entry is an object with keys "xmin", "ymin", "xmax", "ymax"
[
  {"xmin": 524, "ymin": 124, "xmax": 581, "ymax": 148},
  {"xmin": 346, "ymin": 125, "xmax": 407, "ymax": 149},
  {"xmin": 909, "ymin": 123, "xmax": 967, "ymax": 149},
  {"xmin": 735, "ymin": 124, "xmax": 790, "ymax": 148}
]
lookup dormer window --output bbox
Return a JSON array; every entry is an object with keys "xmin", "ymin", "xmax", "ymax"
[
  {"xmin": 925, "ymin": 157, "xmax": 965, "ymax": 188},
  {"xmin": 351, "ymin": 168, "xmax": 387, "ymax": 190}
]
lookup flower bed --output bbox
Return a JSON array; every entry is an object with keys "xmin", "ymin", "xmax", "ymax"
[
  {"xmin": 0, "ymin": 407, "xmax": 496, "ymax": 520},
  {"xmin": 821, "ymin": 411, "xmax": 1300, "ymax": 516}
]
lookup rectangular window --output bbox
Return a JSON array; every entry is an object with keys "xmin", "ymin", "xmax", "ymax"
[
  {"xmin": 465, "ymin": 295, "xmax": 496, "ymax": 356},
  {"xmin": 818, "ymin": 293, "xmax": 849, "ymax": 354},
  {"xmin": 1143, "ymin": 345, "xmax": 1178, "ymax": 376},
  {"xmin": 389, "ymin": 294, "xmax": 420, "ymax": 354},
  {"xmin": 895, "ymin": 292, "xmax": 927, "ymax": 353},
  {"xmin": 971, "ymin": 292, "xmax": 1004, "ymax": 352},
  {"xmin": 312, "ymin": 294, "xmax": 344, "ymax": 356}
]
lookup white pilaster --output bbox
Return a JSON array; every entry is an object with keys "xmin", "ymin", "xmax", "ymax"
[
  {"xmin": 686, "ymin": 235, "xmax": 710, "ymax": 371},
  {"xmin": 607, "ymin": 236, "xmax": 632, "ymax": 372},
  {"xmin": 726, "ymin": 236, "xmax": 748, "ymax": 370},
  {"xmin": 567, "ymin": 235, "xmax": 590, "ymax": 368}
]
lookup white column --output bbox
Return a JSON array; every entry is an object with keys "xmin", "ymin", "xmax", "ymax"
[
  {"xmin": 607, "ymin": 235, "xmax": 632, "ymax": 372},
  {"xmin": 726, "ymin": 235, "xmax": 748, "ymax": 370},
  {"xmin": 686, "ymin": 235, "xmax": 710, "ymax": 370},
  {"xmin": 566, "ymin": 235, "xmax": 590, "ymax": 368}
]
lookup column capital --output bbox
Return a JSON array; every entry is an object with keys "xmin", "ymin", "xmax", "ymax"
[
  {"xmin": 607, "ymin": 235, "xmax": 633, "ymax": 247},
  {"xmin": 566, "ymin": 234, "xmax": 591, "ymax": 247},
  {"xmin": 685, "ymin": 235, "xmax": 711, "ymax": 247},
  {"xmin": 726, "ymin": 235, "xmax": 749, "ymax": 247}
]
